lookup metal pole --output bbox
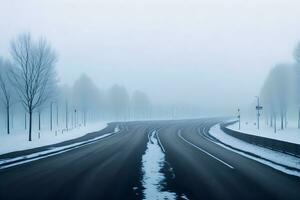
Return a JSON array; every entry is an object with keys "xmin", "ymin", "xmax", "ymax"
[
  {"xmin": 255, "ymin": 96, "xmax": 261, "ymax": 130},
  {"xmin": 50, "ymin": 102, "xmax": 53, "ymax": 131},
  {"xmin": 38, "ymin": 111, "xmax": 41, "ymax": 131},
  {"xmin": 56, "ymin": 103, "xmax": 58, "ymax": 127},
  {"xmin": 74, "ymin": 109, "xmax": 77, "ymax": 128},
  {"xmin": 65, "ymin": 101, "xmax": 68, "ymax": 130},
  {"xmin": 238, "ymin": 108, "xmax": 241, "ymax": 130},
  {"xmin": 257, "ymin": 97, "xmax": 260, "ymax": 129},
  {"xmin": 38, "ymin": 111, "xmax": 41, "ymax": 139},
  {"xmin": 274, "ymin": 114, "xmax": 277, "ymax": 133}
]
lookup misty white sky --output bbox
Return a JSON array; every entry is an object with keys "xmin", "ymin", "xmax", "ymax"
[{"xmin": 1, "ymin": 0, "xmax": 300, "ymax": 114}]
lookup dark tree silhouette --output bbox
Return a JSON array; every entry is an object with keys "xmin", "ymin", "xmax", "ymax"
[
  {"xmin": 10, "ymin": 33, "xmax": 57, "ymax": 141},
  {"xmin": 0, "ymin": 58, "xmax": 15, "ymax": 134}
]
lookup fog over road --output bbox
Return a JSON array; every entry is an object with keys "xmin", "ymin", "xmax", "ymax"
[{"xmin": 0, "ymin": 119, "xmax": 300, "ymax": 200}]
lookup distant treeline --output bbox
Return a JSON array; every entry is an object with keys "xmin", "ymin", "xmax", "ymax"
[
  {"xmin": 260, "ymin": 42, "xmax": 300, "ymax": 131},
  {"xmin": 62, "ymin": 73, "xmax": 152, "ymax": 123}
]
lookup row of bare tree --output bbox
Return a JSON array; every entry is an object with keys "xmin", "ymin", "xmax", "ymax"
[
  {"xmin": 0, "ymin": 33, "xmax": 57, "ymax": 141},
  {"xmin": 0, "ymin": 33, "xmax": 152, "ymax": 141},
  {"xmin": 260, "ymin": 43, "xmax": 300, "ymax": 132}
]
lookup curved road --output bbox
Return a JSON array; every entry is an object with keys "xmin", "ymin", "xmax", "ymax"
[{"xmin": 0, "ymin": 119, "xmax": 300, "ymax": 200}]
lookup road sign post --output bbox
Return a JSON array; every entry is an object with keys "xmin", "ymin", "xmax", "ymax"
[{"xmin": 255, "ymin": 96, "xmax": 263, "ymax": 130}]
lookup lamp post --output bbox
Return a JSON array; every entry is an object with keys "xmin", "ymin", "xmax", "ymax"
[
  {"xmin": 237, "ymin": 108, "xmax": 241, "ymax": 130},
  {"xmin": 74, "ymin": 109, "xmax": 77, "ymax": 128}
]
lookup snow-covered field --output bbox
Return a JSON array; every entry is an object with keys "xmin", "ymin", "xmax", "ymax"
[
  {"xmin": 228, "ymin": 120, "xmax": 300, "ymax": 145},
  {"xmin": 210, "ymin": 124, "xmax": 300, "ymax": 177},
  {"xmin": 0, "ymin": 121, "xmax": 108, "ymax": 155},
  {"xmin": 0, "ymin": 129, "xmax": 119, "ymax": 170}
]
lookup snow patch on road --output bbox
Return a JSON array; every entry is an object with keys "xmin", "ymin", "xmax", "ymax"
[
  {"xmin": 209, "ymin": 124, "xmax": 300, "ymax": 177},
  {"xmin": 141, "ymin": 130, "xmax": 177, "ymax": 200},
  {"xmin": 181, "ymin": 194, "xmax": 190, "ymax": 200}
]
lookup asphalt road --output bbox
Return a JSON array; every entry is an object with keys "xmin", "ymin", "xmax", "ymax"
[{"xmin": 0, "ymin": 119, "xmax": 300, "ymax": 200}]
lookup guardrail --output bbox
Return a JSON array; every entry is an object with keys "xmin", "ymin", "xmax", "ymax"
[{"xmin": 220, "ymin": 121, "xmax": 300, "ymax": 157}]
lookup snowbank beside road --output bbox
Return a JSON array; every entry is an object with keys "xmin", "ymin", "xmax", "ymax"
[
  {"xmin": 0, "ymin": 122, "xmax": 108, "ymax": 155},
  {"xmin": 228, "ymin": 121, "xmax": 300, "ymax": 145},
  {"xmin": 0, "ymin": 126, "xmax": 119, "ymax": 170},
  {"xmin": 210, "ymin": 124, "xmax": 300, "ymax": 177}
]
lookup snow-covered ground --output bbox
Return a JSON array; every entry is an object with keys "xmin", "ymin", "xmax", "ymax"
[
  {"xmin": 141, "ymin": 130, "xmax": 177, "ymax": 200},
  {"xmin": 228, "ymin": 120, "xmax": 300, "ymax": 145},
  {"xmin": 0, "ymin": 129, "xmax": 119, "ymax": 170},
  {"xmin": 0, "ymin": 121, "xmax": 108, "ymax": 155},
  {"xmin": 210, "ymin": 124, "xmax": 300, "ymax": 177}
]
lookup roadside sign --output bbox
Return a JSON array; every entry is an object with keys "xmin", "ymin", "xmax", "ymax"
[{"xmin": 256, "ymin": 106, "xmax": 263, "ymax": 110}]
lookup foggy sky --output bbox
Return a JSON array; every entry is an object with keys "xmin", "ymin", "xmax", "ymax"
[{"xmin": 1, "ymin": 0, "xmax": 300, "ymax": 114}]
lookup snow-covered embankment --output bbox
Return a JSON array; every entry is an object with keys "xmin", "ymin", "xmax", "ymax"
[
  {"xmin": 0, "ymin": 125, "xmax": 120, "ymax": 169},
  {"xmin": 0, "ymin": 122, "xmax": 108, "ymax": 155},
  {"xmin": 210, "ymin": 124, "xmax": 300, "ymax": 177}
]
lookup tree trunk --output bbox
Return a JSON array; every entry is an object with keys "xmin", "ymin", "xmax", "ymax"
[
  {"xmin": 29, "ymin": 110, "xmax": 32, "ymax": 141},
  {"xmin": 274, "ymin": 114, "xmax": 277, "ymax": 133},
  {"xmin": 25, "ymin": 113, "xmax": 27, "ymax": 130},
  {"xmin": 270, "ymin": 115, "xmax": 273, "ymax": 127},
  {"xmin": 280, "ymin": 113, "xmax": 284, "ymax": 130},
  {"xmin": 6, "ymin": 105, "xmax": 10, "ymax": 134},
  {"xmin": 50, "ymin": 102, "xmax": 53, "ymax": 131},
  {"xmin": 284, "ymin": 114, "xmax": 287, "ymax": 129},
  {"xmin": 65, "ymin": 101, "xmax": 68, "ymax": 130},
  {"xmin": 38, "ymin": 111, "xmax": 41, "ymax": 139},
  {"xmin": 56, "ymin": 102, "xmax": 58, "ymax": 126},
  {"xmin": 38, "ymin": 111, "xmax": 41, "ymax": 131},
  {"xmin": 11, "ymin": 111, "xmax": 14, "ymax": 128},
  {"xmin": 56, "ymin": 104, "xmax": 58, "ymax": 127}
]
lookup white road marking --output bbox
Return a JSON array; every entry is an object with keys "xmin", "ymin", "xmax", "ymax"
[{"xmin": 177, "ymin": 131, "xmax": 234, "ymax": 169}]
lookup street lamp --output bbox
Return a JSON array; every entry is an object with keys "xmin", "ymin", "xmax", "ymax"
[
  {"xmin": 255, "ymin": 96, "xmax": 263, "ymax": 130},
  {"xmin": 74, "ymin": 109, "xmax": 77, "ymax": 128}
]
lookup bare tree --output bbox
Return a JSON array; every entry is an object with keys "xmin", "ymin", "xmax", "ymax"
[
  {"xmin": 0, "ymin": 58, "xmax": 14, "ymax": 134},
  {"xmin": 261, "ymin": 64, "xmax": 293, "ymax": 131},
  {"xmin": 10, "ymin": 33, "xmax": 57, "ymax": 141}
]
